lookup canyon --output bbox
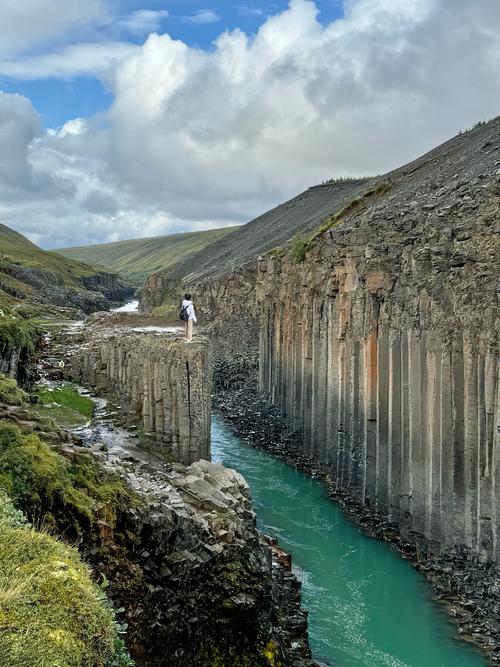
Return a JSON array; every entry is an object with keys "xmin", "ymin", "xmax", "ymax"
[
  {"xmin": 140, "ymin": 117, "xmax": 500, "ymax": 660},
  {"xmin": 1, "ymin": 117, "xmax": 498, "ymax": 666}
]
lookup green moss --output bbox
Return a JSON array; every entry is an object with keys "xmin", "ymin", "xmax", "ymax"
[
  {"xmin": 0, "ymin": 315, "xmax": 39, "ymax": 354},
  {"xmin": 0, "ymin": 374, "xmax": 27, "ymax": 406},
  {"xmin": 262, "ymin": 641, "xmax": 283, "ymax": 667},
  {"xmin": 0, "ymin": 492, "xmax": 120, "ymax": 667},
  {"xmin": 0, "ymin": 423, "xmax": 137, "ymax": 528},
  {"xmin": 34, "ymin": 383, "xmax": 94, "ymax": 426}
]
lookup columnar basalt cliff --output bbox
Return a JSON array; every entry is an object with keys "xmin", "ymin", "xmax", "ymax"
[
  {"xmin": 63, "ymin": 318, "xmax": 212, "ymax": 464},
  {"xmin": 138, "ymin": 118, "xmax": 500, "ymax": 658},
  {"xmin": 182, "ymin": 119, "xmax": 500, "ymax": 566}
]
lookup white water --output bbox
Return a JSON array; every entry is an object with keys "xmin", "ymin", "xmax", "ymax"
[
  {"xmin": 131, "ymin": 326, "xmax": 180, "ymax": 334},
  {"xmin": 111, "ymin": 300, "xmax": 139, "ymax": 313}
]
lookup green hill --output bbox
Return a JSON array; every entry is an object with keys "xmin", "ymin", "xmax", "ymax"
[
  {"xmin": 57, "ymin": 226, "xmax": 240, "ymax": 285},
  {"xmin": 0, "ymin": 223, "xmax": 132, "ymax": 314}
]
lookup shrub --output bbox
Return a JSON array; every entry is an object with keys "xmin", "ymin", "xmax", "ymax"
[{"xmin": 291, "ymin": 235, "xmax": 309, "ymax": 263}]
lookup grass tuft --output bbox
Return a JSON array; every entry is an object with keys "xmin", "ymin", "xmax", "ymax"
[{"xmin": 34, "ymin": 383, "xmax": 94, "ymax": 426}]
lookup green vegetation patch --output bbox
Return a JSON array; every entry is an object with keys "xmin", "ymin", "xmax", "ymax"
[
  {"xmin": 0, "ymin": 423, "xmax": 137, "ymax": 528},
  {"xmin": 291, "ymin": 235, "xmax": 308, "ymax": 263},
  {"xmin": 0, "ymin": 313, "xmax": 39, "ymax": 354},
  {"xmin": 0, "ymin": 496, "xmax": 115, "ymax": 666},
  {"xmin": 0, "ymin": 491, "xmax": 134, "ymax": 667},
  {"xmin": 35, "ymin": 383, "xmax": 94, "ymax": 426},
  {"xmin": 0, "ymin": 374, "xmax": 27, "ymax": 406}
]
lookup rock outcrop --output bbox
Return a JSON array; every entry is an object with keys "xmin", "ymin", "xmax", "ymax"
[
  {"xmin": 92, "ymin": 447, "xmax": 315, "ymax": 667},
  {"xmin": 62, "ymin": 318, "xmax": 212, "ymax": 465}
]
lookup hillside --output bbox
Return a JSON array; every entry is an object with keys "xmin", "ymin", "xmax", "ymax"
[
  {"xmin": 139, "ymin": 178, "xmax": 373, "ymax": 312},
  {"xmin": 141, "ymin": 117, "xmax": 500, "ymax": 315},
  {"xmin": 0, "ymin": 223, "xmax": 133, "ymax": 314},
  {"xmin": 57, "ymin": 226, "xmax": 239, "ymax": 285}
]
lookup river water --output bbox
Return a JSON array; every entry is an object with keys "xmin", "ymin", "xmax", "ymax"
[{"xmin": 211, "ymin": 414, "xmax": 486, "ymax": 667}]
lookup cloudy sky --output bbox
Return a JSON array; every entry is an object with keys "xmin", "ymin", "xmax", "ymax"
[{"xmin": 1, "ymin": 0, "xmax": 499, "ymax": 249}]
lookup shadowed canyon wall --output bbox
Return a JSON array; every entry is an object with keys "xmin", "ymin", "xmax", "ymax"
[{"xmin": 182, "ymin": 119, "xmax": 500, "ymax": 564}]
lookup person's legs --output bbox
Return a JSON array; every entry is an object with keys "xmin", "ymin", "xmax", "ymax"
[
  {"xmin": 186, "ymin": 319, "xmax": 193, "ymax": 341},
  {"xmin": 184, "ymin": 320, "xmax": 188, "ymax": 339}
]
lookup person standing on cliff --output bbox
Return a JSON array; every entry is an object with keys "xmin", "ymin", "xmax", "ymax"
[{"xmin": 180, "ymin": 293, "xmax": 197, "ymax": 342}]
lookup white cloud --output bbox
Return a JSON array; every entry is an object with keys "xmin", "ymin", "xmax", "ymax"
[
  {"xmin": 117, "ymin": 9, "xmax": 169, "ymax": 36},
  {"xmin": 1, "ymin": 0, "xmax": 500, "ymax": 250},
  {"xmin": 0, "ymin": 0, "xmax": 108, "ymax": 58},
  {"xmin": 0, "ymin": 42, "xmax": 138, "ymax": 81},
  {"xmin": 184, "ymin": 10, "xmax": 221, "ymax": 25}
]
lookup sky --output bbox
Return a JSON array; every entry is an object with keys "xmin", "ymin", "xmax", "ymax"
[{"xmin": 1, "ymin": 0, "xmax": 499, "ymax": 249}]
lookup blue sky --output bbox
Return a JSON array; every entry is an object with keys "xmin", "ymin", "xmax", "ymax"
[{"xmin": 0, "ymin": 1, "xmax": 343, "ymax": 128}]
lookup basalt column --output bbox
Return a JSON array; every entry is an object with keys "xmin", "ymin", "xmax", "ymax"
[
  {"xmin": 256, "ymin": 252, "xmax": 499, "ymax": 564},
  {"xmin": 64, "ymin": 328, "xmax": 212, "ymax": 465}
]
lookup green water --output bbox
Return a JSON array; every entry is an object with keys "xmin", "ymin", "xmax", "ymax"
[{"xmin": 212, "ymin": 414, "xmax": 486, "ymax": 667}]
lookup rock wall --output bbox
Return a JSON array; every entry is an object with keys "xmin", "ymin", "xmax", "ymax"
[
  {"xmin": 188, "ymin": 119, "xmax": 500, "ymax": 566},
  {"xmin": 63, "ymin": 323, "xmax": 212, "ymax": 465},
  {"xmin": 256, "ymin": 247, "xmax": 499, "ymax": 565}
]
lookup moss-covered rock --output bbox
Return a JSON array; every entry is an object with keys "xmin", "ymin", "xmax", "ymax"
[
  {"xmin": 0, "ymin": 374, "xmax": 27, "ymax": 405},
  {"xmin": 0, "ymin": 492, "xmax": 123, "ymax": 667},
  {"xmin": 0, "ymin": 422, "xmax": 136, "ymax": 535}
]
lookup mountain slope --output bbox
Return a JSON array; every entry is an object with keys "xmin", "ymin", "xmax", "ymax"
[
  {"xmin": 140, "ymin": 116, "xmax": 500, "ymax": 315},
  {"xmin": 57, "ymin": 226, "xmax": 239, "ymax": 284},
  {"xmin": 139, "ymin": 178, "xmax": 373, "ymax": 312},
  {"xmin": 0, "ymin": 223, "xmax": 133, "ymax": 314}
]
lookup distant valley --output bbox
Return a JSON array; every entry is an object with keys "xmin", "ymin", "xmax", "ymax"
[{"xmin": 57, "ymin": 226, "xmax": 240, "ymax": 285}]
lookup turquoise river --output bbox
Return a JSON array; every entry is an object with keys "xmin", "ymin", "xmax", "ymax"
[{"xmin": 212, "ymin": 413, "xmax": 486, "ymax": 667}]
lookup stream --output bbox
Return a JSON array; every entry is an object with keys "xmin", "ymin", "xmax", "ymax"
[{"xmin": 211, "ymin": 413, "xmax": 486, "ymax": 667}]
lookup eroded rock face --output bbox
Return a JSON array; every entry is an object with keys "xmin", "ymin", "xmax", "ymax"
[
  {"xmin": 62, "ymin": 320, "xmax": 212, "ymax": 465},
  {"xmin": 98, "ymin": 452, "xmax": 316, "ymax": 667}
]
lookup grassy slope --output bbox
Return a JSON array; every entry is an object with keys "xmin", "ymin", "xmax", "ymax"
[
  {"xmin": 0, "ymin": 223, "xmax": 106, "ymax": 286},
  {"xmin": 0, "ymin": 223, "xmax": 132, "ymax": 314},
  {"xmin": 0, "ymin": 375, "xmax": 134, "ymax": 667},
  {"xmin": 57, "ymin": 226, "xmax": 240, "ymax": 284}
]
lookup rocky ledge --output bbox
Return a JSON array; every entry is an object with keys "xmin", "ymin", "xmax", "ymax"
[
  {"xmin": 59, "ymin": 315, "xmax": 212, "ymax": 465},
  {"xmin": 69, "ymin": 430, "xmax": 316, "ymax": 666}
]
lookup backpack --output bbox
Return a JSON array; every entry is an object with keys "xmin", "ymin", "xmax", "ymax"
[{"xmin": 179, "ymin": 303, "xmax": 190, "ymax": 321}]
